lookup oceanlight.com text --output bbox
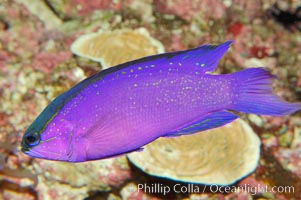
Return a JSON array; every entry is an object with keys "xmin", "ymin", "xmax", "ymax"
[
  {"xmin": 137, "ymin": 183, "xmax": 295, "ymax": 196},
  {"xmin": 208, "ymin": 184, "xmax": 294, "ymax": 195}
]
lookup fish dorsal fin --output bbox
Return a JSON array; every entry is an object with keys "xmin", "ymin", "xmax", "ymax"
[
  {"xmin": 164, "ymin": 111, "xmax": 238, "ymax": 137},
  {"xmin": 165, "ymin": 40, "xmax": 232, "ymax": 73},
  {"xmin": 87, "ymin": 41, "xmax": 232, "ymax": 83}
]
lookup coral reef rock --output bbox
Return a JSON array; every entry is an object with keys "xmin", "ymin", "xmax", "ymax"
[{"xmin": 128, "ymin": 119, "xmax": 261, "ymax": 185}]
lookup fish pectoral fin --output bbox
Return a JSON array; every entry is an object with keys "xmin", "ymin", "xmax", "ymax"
[
  {"xmin": 135, "ymin": 147, "xmax": 144, "ymax": 152},
  {"xmin": 163, "ymin": 111, "xmax": 238, "ymax": 137},
  {"xmin": 100, "ymin": 147, "xmax": 144, "ymax": 159}
]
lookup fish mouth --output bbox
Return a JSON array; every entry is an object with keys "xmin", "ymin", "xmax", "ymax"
[
  {"xmin": 23, "ymin": 147, "xmax": 65, "ymax": 161},
  {"xmin": 22, "ymin": 148, "xmax": 41, "ymax": 158},
  {"xmin": 21, "ymin": 147, "xmax": 30, "ymax": 152},
  {"xmin": 21, "ymin": 140, "xmax": 31, "ymax": 152}
]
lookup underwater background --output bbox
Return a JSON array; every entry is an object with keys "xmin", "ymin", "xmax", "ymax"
[{"xmin": 0, "ymin": 0, "xmax": 301, "ymax": 199}]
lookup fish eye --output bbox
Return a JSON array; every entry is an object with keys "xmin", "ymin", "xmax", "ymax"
[{"xmin": 24, "ymin": 132, "xmax": 40, "ymax": 147}]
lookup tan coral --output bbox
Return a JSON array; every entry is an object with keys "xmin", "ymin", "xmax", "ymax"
[
  {"xmin": 70, "ymin": 28, "xmax": 164, "ymax": 69},
  {"xmin": 127, "ymin": 119, "xmax": 261, "ymax": 185},
  {"xmin": 15, "ymin": 0, "xmax": 62, "ymax": 30}
]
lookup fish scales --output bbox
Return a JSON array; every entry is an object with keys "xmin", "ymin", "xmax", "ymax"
[
  {"xmin": 48, "ymin": 67, "xmax": 232, "ymax": 160},
  {"xmin": 21, "ymin": 41, "xmax": 301, "ymax": 162}
]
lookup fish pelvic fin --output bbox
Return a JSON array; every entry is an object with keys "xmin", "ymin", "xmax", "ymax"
[
  {"xmin": 229, "ymin": 68, "xmax": 301, "ymax": 116},
  {"xmin": 164, "ymin": 111, "xmax": 238, "ymax": 137}
]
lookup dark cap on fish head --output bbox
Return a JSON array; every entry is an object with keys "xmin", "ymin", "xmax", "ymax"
[{"xmin": 20, "ymin": 94, "xmax": 78, "ymax": 162}]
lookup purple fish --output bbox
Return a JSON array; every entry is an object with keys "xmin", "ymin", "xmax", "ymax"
[{"xmin": 21, "ymin": 41, "xmax": 301, "ymax": 162}]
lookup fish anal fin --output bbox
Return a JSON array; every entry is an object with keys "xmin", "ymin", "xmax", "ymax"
[{"xmin": 164, "ymin": 111, "xmax": 238, "ymax": 137}]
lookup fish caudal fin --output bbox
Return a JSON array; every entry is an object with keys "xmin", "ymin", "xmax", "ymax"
[{"xmin": 229, "ymin": 68, "xmax": 301, "ymax": 116}]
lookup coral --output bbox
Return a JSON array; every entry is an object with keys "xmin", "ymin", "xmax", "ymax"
[
  {"xmin": 15, "ymin": 0, "xmax": 62, "ymax": 30},
  {"xmin": 71, "ymin": 28, "xmax": 164, "ymax": 69},
  {"xmin": 127, "ymin": 119, "xmax": 260, "ymax": 185},
  {"xmin": 123, "ymin": 0, "xmax": 155, "ymax": 23},
  {"xmin": 31, "ymin": 157, "xmax": 130, "ymax": 199}
]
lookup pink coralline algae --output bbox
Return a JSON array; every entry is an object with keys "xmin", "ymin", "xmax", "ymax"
[
  {"xmin": 32, "ymin": 51, "xmax": 72, "ymax": 74},
  {"xmin": 154, "ymin": 0, "xmax": 225, "ymax": 20},
  {"xmin": 70, "ymin": 0, "xmax": 122, "ymax": 16},
  {"xmin": 231, "ymin": 0, "xmax": 263, "ymax": 21}
]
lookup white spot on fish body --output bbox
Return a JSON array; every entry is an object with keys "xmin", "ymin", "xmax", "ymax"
[
  {"xmin": 169, "ymin": 62, "xmax": 173, "ymax": 65},
  {"xmin": 184, "ymin": 86, "xmax": 192, "ymax": 90},
  {"xmin": 201, "ymin": 63, "xmax": 205, "ymax": 67}
]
